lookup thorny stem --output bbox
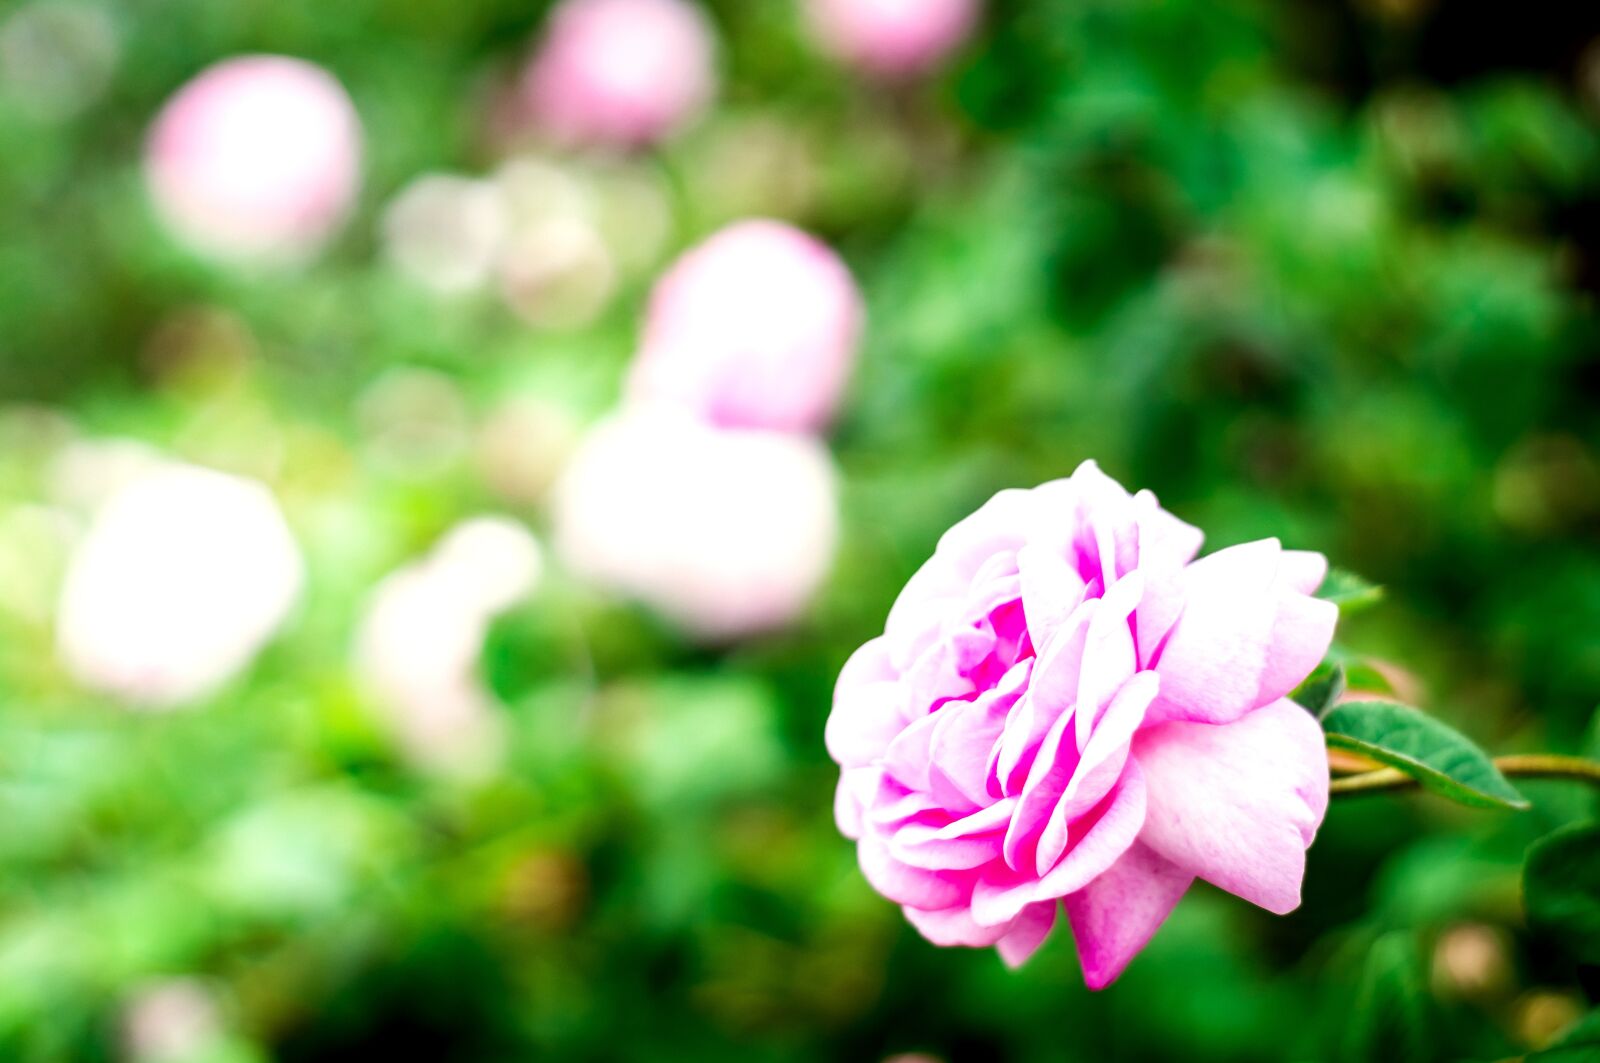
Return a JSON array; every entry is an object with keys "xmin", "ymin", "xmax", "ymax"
[{"xmin": 1328, "ymin": 754, "xmax": 1600, "ymax": 797}]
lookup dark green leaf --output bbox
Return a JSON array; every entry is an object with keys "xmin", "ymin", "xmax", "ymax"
[
  {"xmin": 1524, "ymin": 824, "xmax": 1600, "ymax": 963},
  {"xmin": 1322, "ymin": 700, "xmax": 1529, "ymax": 810},
  {"xmin": 1343, "ymin": 932, "xmax": 1429, "ymax": 1063},
  {"xmin": 1292, "ymin": 662, "xmax": 1346, "ymax": 718},
  {"xmin": 1529, "ymin": 1008, "xmax": 1600, "ymax": 1063},
  {"xmin": 1317, "ymin": 568, "xmax": 1384, "ymax": 613}
]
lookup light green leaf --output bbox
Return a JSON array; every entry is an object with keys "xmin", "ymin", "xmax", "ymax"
[
  {"xmin": 1292, "ymin": 662, "xmax": 1346, "ymax": 718},
  {"xmin": 1524, "ymin": 824, "xmax": 1600, "ymax": 963},
  {"xmin": 1321, "ymin": 700, "xmax": 1529, "ymax": 810},
  {"xmin": 1316, "ymin": 568, "xmax": 1384, "ymax": 613}
]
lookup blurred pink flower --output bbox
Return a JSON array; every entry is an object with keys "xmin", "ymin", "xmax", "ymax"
[
  {"xmin": 57, "ymin": 462, "xmax": 304, "ymax": 707},
  {"xmin": 806, "ymin": 0, "xmax": 979, "ymax": 78},
  {"xmin": 522, "ymin": 0, "xmax": 716, "ymax": 149},
  {"xmin": 627, "ymin": 220, "xmax": 863, "ymax": 433},
  {"xmin": 145, "ymin": 55, "xmax": 361, "ymax": 263},
  {"xmin": 553, "ymin": 408, "xmax": 837, "ymax": 639},
  {"xmin": 826, "ymin": 461, "xmax": 1335, "ymax": 984}
]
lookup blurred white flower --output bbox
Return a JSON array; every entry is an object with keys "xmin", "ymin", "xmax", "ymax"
[
  {"xmin": 0, "ymin": 1, "xmax": 118, "ymax": 123},
  {"xmin": 382, "ymin": 173, "xmax": 512, "ymax": 294},
  {"xmin": 553, "ymin": 408, "xmax": 838, "ymax": 640},
  {"xmin": 145, "ymin": 55, "xmax": 361, "ymax": 263},
  {"xmin": 356, "ymin": 517, "xmax": 542, "ymax": 777},
  {"xmin": 121, "ymin": 978, "xmax": 222, "ymax": 1063},
  {"xmin": 520, "ymin": 0, "xmax": 717, "ymax": 149},
  {"xmin": 627, "ymin": 219, "xmax": 863, "ymax": 433},
  {"xmin": 56, "ymin": 462, "xmax": 304, "ymax": 707}
]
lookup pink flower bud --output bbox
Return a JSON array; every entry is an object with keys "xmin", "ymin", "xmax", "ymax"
[
  {"xmin": 145, "ymin": 56, "xmax": 361, "ymax": 263},
  {"xmin": 826, "ymin": 461, "xmax": 1336, "ymax": 983},
  {"xmin": 627, "ymin": 220, "xmax": 863, "ymax": 433},
  {"xmin": 553, "ymin": 408, "xmax": 838, "ymax": 640},
  {"xmin": 805, "ymin": 0, "xmax": 980, "ymax": 79},
  {"xmin": 521, "ymin": 0, "xmax": 716, "ymax": 149}
]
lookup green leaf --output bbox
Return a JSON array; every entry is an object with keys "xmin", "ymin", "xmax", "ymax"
[
  {"xmin": 1529, "ymin": 1008, "xmax": 1600, "ymax": 1063},
  {"xmin": 1292, "ymin": 662, "xmax": 1346, "ymax": 718},
  {"xmin": 1321, "ymin": 700, "xmax": 1530, "ymax": 810},
  {"xmin": 1316, "ymin": 568, "xmax": 1384, "ymax": 613},
  {"xmin": 1524, "ymin": 823, "xmax": 1600, "ymax": 963},
  {"xmin": 1343, "ymin": 932, "xmax": 1428, "ymax": 1063}
]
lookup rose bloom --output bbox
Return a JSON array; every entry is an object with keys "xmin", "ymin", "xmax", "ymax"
[
  {"xmin": 57, "ymin": 462, "xmax": 304, "ymax": 707},
  {"xmin": 627, "ymin": 220, "xmax": 863, "ymax": 433},
  {"xmin": 553, "ymin": 408, "xmax": 837, "ymax": 640},
  {"xmin": 826, "ymin": 461, "xmax": 1336, "ymax": 984},
  {"xmin": 145, "ymin": 55, "xmax": 361, "ymax": 262},
  {"xmin": 805, "ymin": 0, "xmax": 979, "ymax": 79},
  {"xmin": 521, "ymin": 0, "xmax": 716, "ymax": 149}
]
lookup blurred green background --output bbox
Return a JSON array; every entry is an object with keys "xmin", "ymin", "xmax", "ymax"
[{"xmin": 2, "ymin": 0, "xmax": 1599, "ymax": 1059}]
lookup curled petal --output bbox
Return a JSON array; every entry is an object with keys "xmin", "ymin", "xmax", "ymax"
[
  {"xmin": 858, "ymin": 831, "xmax": 970, "ymax": 910},
  {"xmin": 825, "ymin": 638, "xmax": 906, "ymax": 767},
  {"xmin": 1279, "ymin": 550, "xmax": 1328, "ymax": 596},
  {"xmin": 972, "ymin": 762, "xmax": 1147, "ymax": 927},
  {"xmin": 1147, "ymin": 540, "xmax": 1334, "ymax": 725},
  {"xmin": 890, "ymin": 799, "xmax": 1014, "ymax": 871},
  {"xmin": 1133, "ymin": 698, "xmax": 1329, "ymax": 915},
  {"xmin": 1037, "ymin": 671, "xmax": 1159, "ymax": 874}
]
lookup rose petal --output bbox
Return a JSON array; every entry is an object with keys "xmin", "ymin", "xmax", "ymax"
[
  {"xmin": 858, "ymin": 831, "xmax": 970, "ymax": 910},
  {"xmin": 1146, "ymin": 539, "xmax": 1283, "ymax": 725},
  {"xmin": 1075, "ymin": 570, "xmax": 1143, "ymax": 752},
  {"xmin": 971, "ymin": 762, "xmax": 1147, "ymax": 927},
  {"xmin": 1064, "ymin": 840, "xmax": 1192, "ymax": 989},
  {"xmin": 1017, "ymin": 543, "xmax": 1088, "ymax": 639},
  {"xmin": 1132, "ymin": 698, "xmax": 1329, "ymax": 915},
  {"xmin": 1254, "ymin": 589, "xmax": 1338, "ymax": 707},
  {"xmin": 825, "ymin": 638, "xmax": 906, "ymax": 767},
  {"xmin": 1279, "ymin": 550, "xmax": 1328, "ymax": 596},
  {"xmin": 890, "ymin": 799, "xmax": 1015, "ymax": 871},
  {"xmin": 1037, "ymin": 671, "xmax": 1159, "ymax": 874},
  {"xmin": 903, "ymin": 902, "xmax": 1011, "ymax": 948},
  {"xmin": 834, "ymin": 766, "xmax": 877, "ymax": 839},
  {"xmin": 997, "ymin": 901, "xmax": 1058, "ymax": 968},
  {"xmin": 929, "ymin": 658, "xmax": 1030, "ymax": 811}
]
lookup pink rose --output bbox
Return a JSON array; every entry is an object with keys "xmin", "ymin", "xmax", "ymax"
[
  {"xmin": 826, "ymin": 461, "xmax": 1336, "ymax": 985},
  {"xmin": 145, "ymin": 56, "xmax": 361, "ymax": 263},
  {"xmin": 627, "ymin": 220, "xmax": 863, "ymax": 433},
  {"xmin": 521, "ymin": 0, "xmax": 716, "ymax": 149},
  {"xmin": 805, "ymin": 0, "xmax": 979, "ymax": 79}
]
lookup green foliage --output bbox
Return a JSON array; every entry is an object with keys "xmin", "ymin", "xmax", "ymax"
[
  {"xmin": 1315, "ymin": 569, "xmax": 1384, "ymax": 614},
  {"xmin": 1524, "ymin": 824, "xmax": 1600, "ymax": 963},
  {"xmin": 1322, "ymin": 701, "xmax": 1530, "ymax": 810},
  {"xmin": 1529, "ymin": 1009, "xmax": 1600, "ymax": 1063},
  {"xmin": 1343, "ymin": 933, "xmax": 1429, "ymax": 1063}
]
